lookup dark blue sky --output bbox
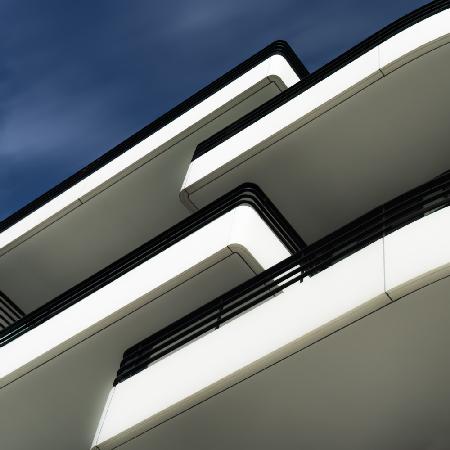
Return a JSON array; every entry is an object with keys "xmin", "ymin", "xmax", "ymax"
[{"xmin": 0, "ymin": 0, "xmax": 429, "ymax": 220}]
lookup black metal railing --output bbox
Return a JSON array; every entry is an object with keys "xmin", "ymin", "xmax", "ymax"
[
  {"xmin": 0, "ymin": 41, "xmax": 308, "ymax": 234},
  {"xmin": 0, "ymin": 184, "xmax": 304, "ymax": 347},
  {"xmin": 114, "ymin": 170, "xmax": 450, "ymax": 385},
  {"xmin": 0, "ymin": 290, "xmax": 24, "ymax": 331}
]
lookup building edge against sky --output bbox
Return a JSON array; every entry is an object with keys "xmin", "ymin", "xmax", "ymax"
[{"xmin": 0, "ymin": 1, "xmax": 450, "ymax": 449}]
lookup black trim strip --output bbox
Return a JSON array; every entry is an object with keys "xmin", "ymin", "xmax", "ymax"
[
  {"xmin": 114, "ymin": 170, "xmax": 450, "ymax": 385},
  {"xmin": 0, "ymin": 290, "xmax": 24, "ymax": 331},
  {"xmin": 193, "ymin": 0, "xmax": 450, "ymax": 161},
  {"xmin": 0, "ymin": 184, "xmax": 304, "ymax": 346},
  {"xmin": 0, "ymin": 41, "xmax": 308, "ymax": 234}
]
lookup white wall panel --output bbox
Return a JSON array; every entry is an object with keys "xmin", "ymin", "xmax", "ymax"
[
  {"xmin": 93, "ymin": 202, "xmax": 450, "ymax": 448},
  {"xmin": 379, "ymin": 9, "xmax": 450, "ymax": 74},
  {"xmin": 182, "ymin": 49, "xmax": 381, "ymax": 200},
  {"xmin": 384, "ymin": 206, "xmax": 450, "ymax": 300},
  {"xmin": 181, "ymin": 8, "xmax": 450, "ymax": 209},
  {"xmin": 0, "ymin": 206, "xmax": 289, "ymax": 387},
  {"xmin": 92, "ymin": 240, "xmax": 388, "ymax": 449},
  {"xmin": 0, "ymin": 55, "xmax": 300, "ymax": 255}
]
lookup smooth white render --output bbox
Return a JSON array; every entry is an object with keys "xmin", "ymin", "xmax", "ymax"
[
  {"xmin": 181, "ymin": 8, "xmax": 450, "ymax": 205},
  {"xmin": 384, "ymin": 206, "xmax": 450, "ymax": 300},
  {"xmin": 0, "ymin": 54, "xmax": 300, "ymax": 256},
  {"xmin": 379, "ymin": 7, "xmax": 450, "ymax": 73},
  {"xmin": 0, "ymin": 205, "xmax": 290, "ymax": 388},
  {"xmin": 93, "ymin": 241, "xmax": 388, "ymax": 450},
  {"xmin": 92, "ymin": 207, "xmax": 450, "ymax": 450}
]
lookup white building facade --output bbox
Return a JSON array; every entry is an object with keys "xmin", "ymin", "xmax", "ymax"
[{"xmin": 1, "ymin": 1, "xmax": 450, "ymax": 448}]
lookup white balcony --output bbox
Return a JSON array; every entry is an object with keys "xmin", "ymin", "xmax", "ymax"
[
  {"xmin": 181, "ymin": 7, "xmax": 450, "ymax": 244},
  {"xmin": 92, "ymin": 205, "xmax": 450, "ymax": 450},
  {"xmin": 0, "ymin": 43, "xmax": 305, "ymax": 315},
  {"xmin": 104, "ymin": 275, "xmax": 450, "ymax": 450},
  {"xmin": 0, "ymin": 3, "xmax": 449, "ymax": 449},
  {"xmin": 0, "ymin": 170, "xmax": 447, "ymax": 450},
  {"xmin": 0, "ymin": 196, "xmax": 292, "ymax": 388}
]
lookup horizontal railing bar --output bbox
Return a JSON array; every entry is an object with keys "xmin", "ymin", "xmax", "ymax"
[
  {"xmin": 115, "ymin": 171, "xmax": 449, "ymax": 385},
  {"xmin": 0, "ymin": 184, "xmax": 304, "ymax": 346}
]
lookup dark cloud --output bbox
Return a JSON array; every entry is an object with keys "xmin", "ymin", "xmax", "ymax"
[{"xmin": 0, "ymin": 0, "xmax": 429, "ymax": 219}]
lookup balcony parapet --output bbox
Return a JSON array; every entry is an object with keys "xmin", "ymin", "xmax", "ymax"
[
  {"xmin": 0, "ymin": 184, "xmax": 302, "ymax": 388},
  {"xmin": 92, "ymin": 171, "xmax": 449, "ymax": 450}
]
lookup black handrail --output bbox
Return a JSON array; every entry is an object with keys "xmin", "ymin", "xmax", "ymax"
[
  {"xmin": 0, "ymin": 41, "xmax": 307, "ymax": 233},
  {"xmin": 0, "ymin": 290, "xmax": 24, "ymax": 331},
  {"xmin": 0, "ymin": 184, "xmax": 304, "ymax": 346},
  {"xmin": 114, "ymin": 170, "xmax": 450, "ymax": 385}
]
